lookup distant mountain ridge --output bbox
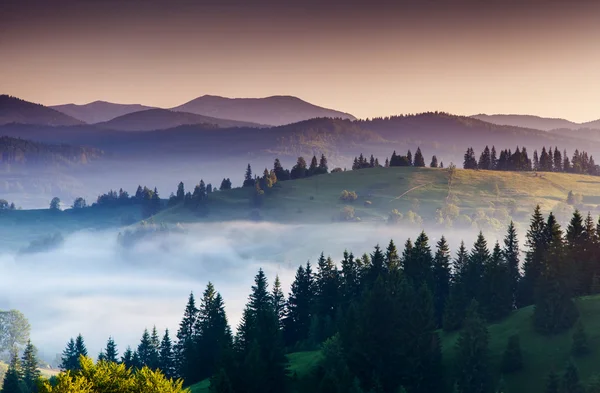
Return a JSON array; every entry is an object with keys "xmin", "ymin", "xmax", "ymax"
[
  {"xmin": 471, "ymin": 114, "xmax": 600, "ymax": 131},
  {"xmin": 171, "ymin": 95, "xmax": 357, "ymax": 126},
  {"xmin": 0, "ymin": 95, "xmax": 84, "ymax": 126},
  {"xmin": 95, "ymin": 108, "xmax": 265, "ymax": 131},
  {"xmin": 51, "ymin": 101, "xmax": 156, "ymax": 123},
  {"xmin": 0, "ymin": 135, "xmax": 103, "ymax": 166}
]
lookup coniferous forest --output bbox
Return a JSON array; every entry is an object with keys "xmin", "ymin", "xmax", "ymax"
[{"xmin": 39, "ymin": 206, "xmax": 600, "ymax": 393}]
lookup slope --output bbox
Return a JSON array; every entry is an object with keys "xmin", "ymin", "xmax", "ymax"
[
  {"xmin": 51, "ymin": 100, "xmax": 155, "ymax": 123},
  {"xmin": 472, "ymin": 113, "xmax": 600, "ymax": 131},
  {"xmin": 0, "ymin": 95, "xmax": 84, "ymax": 126},
  {"xmin": 94, "ymin": 108, "xmax": 265, "ymax": 131},
  {"xmin": 158, "ymin": 167, "xmax": 600, "ymax": 229},
  {"xmin": 171, "ymin": 95, "xmax": 356, "ymax": 126}
]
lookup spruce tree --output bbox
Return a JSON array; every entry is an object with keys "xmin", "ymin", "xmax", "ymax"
[
  {"xmin": 413, "ymin": 147, "xmax": 425, "ymax": 167},
  {"xmin": 519, "ymin": 205, "xmax": 547, "ymax": 307},
  {"xmin": 562, "ymin": 360, "xmax": 584, "ymax": 393},
  {"xmin": 21, "ymin": 340, "xmax": 40, "ymax": 393},
  {"xmin": 75, "ymin": 334, "xmax": 88, "ymax": 359},
  {"xmin": 385, "ymin": 240, "xmax": 400, "ymax": 272},
  {"xmin": 432, "ymin": 236, "xmax": 451, "ymax": 328},
  {"xmin": 159, "ymin": 329, "xmax": 176, "ymax": 379},
  {"xmin": 104, "ymin": 336, "xmax": 118, "ymax": 363},
  {"xmin": 546, "ymin": 370, "xmax": 559, "ymax": 393},
  {"xmin": 121, "ymin": 346, "xmax": 134, "ymax": 369},
  {"xmin": 500, "ymin": 334, "xmax": 523, "ymax": 373},
  {"xmin": 308, "ymin": 155, "xmax": 319, "ymax": 176},
  {"xmin": 571, "ymin": 320, "xmax": 590, "ymax": 356},
  {"xmin": 503, "ymin": 221, "xmax": 520, "ymax": 308},
  {"xmin": 137, "ymin": 329, "xmax": 153, "ymax": 368},
  {"xmin": 480, "ymin": 242, "xmax": 512, "ymax": 321},
  {"xmin": 2, "ymin": 347, "xmax": 23, "ymax": 393},
  {"xmin": 243, "ymin": 164, "xmax": 255, "ymax": 187},
  {"xmin": 465, "ymin": 232, "xmax": 489, "ymax": 302},
  {"xmin": 407, "ymin": 149, "xmax": 413, "ymax": 166},
  {"xmin": 209, "ymin": 368, "xmax": 234, "ymax": 393},
  {"xmin": 534, "ymin": 213, "xmax": 579, "ymax": 334},
  {"xmin": 430, "ymin": 155, "xmax": 438, "ymax": 168},
  {"xmin": 566, "ymin": 210, "xmax": 586, "ymax": 295},
  {"xmin": 318, "ymin": 154, "xmax": 329, "ymax": 174},
  {"xmin": 455, "ymin": 302, "xmax": 492, "ymax": 393},
  {"xmin": 315, "ymin": 255, "xmax": 340, "ymax": 342},
  {"xmin": 175, "ymin": 292, "xmax": 198, "ymax": 382},
  {"xmin": 60, "ymin": 338, "xmax": 77, "ymax": 371},
  {"xmin": 405, "ymin": 231, "xmax": 433, "ymax": 288},
  {"xmin": 272, "ymin": 276, "xmax": 286, "ymax": 329},
  {"xmin": 283, "ymin": 264, "xmax": 314, "ymax": 347}
]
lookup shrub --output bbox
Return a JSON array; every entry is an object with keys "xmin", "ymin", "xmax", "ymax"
[
  {"xmin": 340, "ymin": 206, "xmax": 355, "ymax": 221},
  {"xmin": 331, "ymin": 168, "xmax": 343, "ymax": 173},
  {"xmin": 339, "ymin": 190, "xmax": 358, "ymax": 202}
]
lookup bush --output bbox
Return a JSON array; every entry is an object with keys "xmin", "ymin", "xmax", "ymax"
[
  {"xmin": 339, "ymin": 190, "xmax": 358, "ymax": 202},
  {"xmin": 388, "ymin": 209, "xmax": 403, "ymax": 224},
  {"xmin": 331, "ymin": 168, "xmax": 343, "ymax": 173},
  {"xmin": 339, "ymin": 206, "xmax": 355, "ymax": 221}
]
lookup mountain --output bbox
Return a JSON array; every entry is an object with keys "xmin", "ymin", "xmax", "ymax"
[
  {"xmin": 51, "ymin": 101, "xmax": 155, "ymax": 123},
  {"xmin": 471, "ymin": 113, "xmax": 600, "ymax": 131},
  {"xmin": 0, "ymin": 95, "xmax": 84, "ymax": 126},
  {"xmin": 170, "ymin": 95, "xmax": 357, "ymax": 126},
  {"xmin": 95, "ymin": 108, "xmax": 264, "ymax": 131}
]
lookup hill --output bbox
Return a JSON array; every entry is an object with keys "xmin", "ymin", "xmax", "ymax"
[
  {"xmin": 0, "ymin": 135, "xmax": 103, "ymax": 167},
  {"xmin": 95, "ymin": 108, "xmax": 265, "ymax": 131},
  {"xmin": 189, "ymin": 294, "xmax": 600, "ymax": 393},
  {"xmin": 51, "ymin": 100, "xmax": 155, "ymax": 123},
  {"xmin": 171, "ymin": 95, "xmax": 357, "ymax": 126},
  {"xmin": 157, "ymin": 167, "xmax": 600, "ymax": 230},
  {"xmin": 0, "ymin": 95, "xmax": 84, "ymax": 126},
  {"xmin": 471, "ymin": 113, "xmax": 600, "ymax": 131}
]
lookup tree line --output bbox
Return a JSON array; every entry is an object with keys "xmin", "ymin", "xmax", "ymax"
[
  {"xmin": 463, "ymin": 146, "xmax": 599, "ymax": 175},
  {"xmin": 55, "ymin": 206, "xmax": 600, "ymax": 393}
]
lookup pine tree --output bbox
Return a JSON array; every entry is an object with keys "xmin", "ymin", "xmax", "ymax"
[
  {"xmin": 546, "ymin": 370, "xmax": 559, "ymax": 393},
  {"xmin": 464, "ymin": 232, "xmax": 489, "ymax": 302},
  {"xmin": 104, "ymin": 336, "xmax": 118, "ymax": 363},
  {"xmin": 60, "ymin": 338, "xmax": 77, "ymax": 371},
  {"xmin": 384, "ymin": 240, "xmax": 400, "ymax": 273},
  {"xmin": 75, "ymin": 334, "xmax": 88, "ymax": 359},
  {"xmin": 480, "ymin": 242, "xmax": 512, "ymax": 321},
  {"xmin": 500, "ymin": 334, "xmax": 523, "ymax": 373},
  {"xmin": 566, "ymin": 210, "xmax": 586, "ymax": 296},
  {"xmin": 407, "ymin": 150, "xmax": 413, "ymax": 166},
  {"xmin": 432, "ymin": 236, "xmax": 451, "ymax": 328},
  {"xmin": 571, "ymin": 320, "xmax": 590, "ymax": 356},
  {"xmin": 405, "ymin": 231, "xmax": 433, "ymax": 288},
  {"xmin": 137, "ymin": 329, "xmax": 153, "ymax": 368},
  {"xmin": 209, "ymin": 368, "xmax": 234, "ymax": 393},
  {"xmin": 534, "ymin": 213, "xmax": 579, "ymax": 334},
  {"xmin": 2, "ymin": 347, "xmax": 23, "ymax": 393},
  {"xmin": 491, "ymin": 146, "xmax": 498, "ymax": 169},
  {"xmin": 159, "ymin": 329, "xmax": 176, "ymax": 379},
  {"xmin": 455, "ymin": 302, "xmax": 492, "ymax": 393},
  {"xmin": 519, "ymin": 205, "xmax": 547, "ymax": 307},
  {"xmin": 176, "ymin": 182, "xmax": 185, "ymax": 201},
  {"xmin": 243, "ymin": 164, "xmax": 255, "ymax": 187},
  {"xmin": 430, "ymin": 155, "xmax": 438, "ymax": 168},
  {"xmin": 315, "ymin": 254, "xmax": 340, "ymax": 343},
  {"xmin": 340, "ymin": 251, "xmax": 360, "ymax": 305},
  {"xmin": 272, "ymin": 276, "xmax": 286, "ymax": 329},
  {"xmin": 478, "ymin": 146, "xmax": 491, "ymax": 170},
  {"xmin": 283, "ymin": 264, "xmax": 314, "ymax": 347},
  {"xmin": 562, "ymin": 360, "xmax": 584, "ymax": 393},
  {"xmin": 121, "ymin": 346, "xmax": 134, "ymax": 369},
  {"xmin": 413, "ymin": 147, "xmax": 425, "ymax": 167},
  {"xmin": 21, "ymin": 340, "xmax": 40, "ymax": 393},
  {"xmin": 503, "ymin": 221, "xmax": 520, "ymax": 308},
  {"xmin": 463, "ymin": 147, "xmax": 478, "ymax": 169},
  {"xmin": 176, "ymin": 292, "xmax": 198, "ymax": 381}
]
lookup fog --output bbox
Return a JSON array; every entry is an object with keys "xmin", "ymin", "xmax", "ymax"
[{"xmin": 0, "ymin": 221, "xmax": 500, "ymax": 362}]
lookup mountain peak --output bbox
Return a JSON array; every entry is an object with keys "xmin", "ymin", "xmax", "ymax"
[{"xmin": 171, "ymin": 94, "xmax": 356, "ymax": 126}]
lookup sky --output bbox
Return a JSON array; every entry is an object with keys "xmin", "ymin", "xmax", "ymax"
[{"xmin": 1, "ymin": 0, "xmax": 600, "ymax": 122}]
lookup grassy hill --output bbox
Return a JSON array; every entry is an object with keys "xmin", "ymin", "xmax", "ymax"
[
  {"xmin": 188, "ymin": 295, "xmax": 600, "ymax": 393},
  {"xmin": 158, "ymin": 167, "xmax": 600, "ymax": 230}
]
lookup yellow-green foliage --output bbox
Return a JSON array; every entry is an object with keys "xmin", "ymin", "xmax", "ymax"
[{"xmin": 39, "ymin": 357, "xmax": 187, "ymax": 393}]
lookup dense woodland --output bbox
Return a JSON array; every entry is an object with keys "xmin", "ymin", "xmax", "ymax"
[
  {"xmin": 39, "ymin": 207, "xmax": 600, "ymax": 393},
  {"xmin": 0, "ymin": 136, "xmax": 102, "ymax": 166}
]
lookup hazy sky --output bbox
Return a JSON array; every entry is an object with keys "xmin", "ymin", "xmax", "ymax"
[{"xmin": 1, "ymin": 0, "xmax": 600, "ymax": 121}]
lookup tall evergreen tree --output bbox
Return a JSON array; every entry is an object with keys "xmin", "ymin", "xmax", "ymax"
[
  {"xmin": 571, "ymin": 320, "xmax": 590, "ymax": 356},
  {"xmin": 243, "ymin": 164, "xmax": 255, "ymax": 187},
  {"xmin": 562, "ymin": 361, "xmax": 584, "ymax": 393},
  {"xmin": 175, "ymin": 292, "xmax": 198, "ymax": 381},
  {"xmin": 2, "ymin": 347, "xmax": 23, "ymax": 393},
  {"xmin": 384, "ymin": 240, "xmax": 400, "ymax": 273},
  {"xmin": 272, "ymin": 276, "xmax": 286, "ymax": 329},
  {"xmin": 315, "ymin": 254, "xmax": 340, "ymax": 343},
  {"xmin": 283, "ymin": 264, "xmax": 314, "ymax": 347},
  {"xmin": 136, "ymin": 329, "xmax": 154, "ymax": 368},
  {"xmin": 519, "ymin": 205, "xmax": 547, "ymax": 307},
  {"xmin": 503, "ymin": 221, "xmax": 520, "ymax": 308},
  {"xmin": 464, "ymin": 232, "xmax": 489, "ymax": 302},
  {"xmin": 500, "ymin": 334, "xmax": 523, "ymax": 373},
  {"xmin": 546, "ymin": 370, "xmax": 560, "ymax": 393},
  {"xmin": 478, "ymin": 146, "xmax": 491, "ymax": 170},
  {"xmin": 121, "ymin": 346, "xmax": 134, "ymax": 369},
  {"xmin": 405, "ymin": 231, "xmax": 433, "ymax": 288},
  {"xmin": 21, "ymin": 340, "xmax": 40, "ymax": 393},
  {"xmin": 432, "ymin": 236, "xmax": 451, "ymax": 328},
  {"xmin": 480, "ymin": 242, "xmax": 512, "ymax": 321},
  {"xmin": 430, "ymin": 155, "xmax": 438, "ymax": 168},
  {"xmin": 413, "ymin": 147, "xmax": 426, "ymax": 167},
  {"xmin": 104, "ymin": 336, "xmax": 118, "ymax": 363},
  {"xmin": 59, "ymin": 338, "xmax": 77, "ymax": 371},
  {"xmin": 455, "ymin": 302, "xmax": 492, "ymax": 393},
  {"xmin": 534, "ymin": 213, "xmax": 579, "ymax": 334},
  {"xmin": 159, "ymin": 329, "xmax": 176, "ymax": 379}
]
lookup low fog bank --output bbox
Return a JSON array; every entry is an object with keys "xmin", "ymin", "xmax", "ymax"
[{"xmin": 0, "ymin": 221, "xmax": 506, "ymax": 362}]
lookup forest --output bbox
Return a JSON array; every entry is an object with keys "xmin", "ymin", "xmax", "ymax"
[{"xmin": 16, "ymin": 206, "xmax": 598, "ymax": 393}]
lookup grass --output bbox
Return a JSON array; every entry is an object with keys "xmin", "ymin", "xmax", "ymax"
[
  {"xmin": 187, "ymin": 295, "xmax": 600, "ymax": 393},
  {"xmin": 159, "ymin": 167, "xmax": 600, "ymax": 229}
]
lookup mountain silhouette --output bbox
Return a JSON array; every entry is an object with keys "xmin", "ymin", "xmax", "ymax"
[
  {"xmin": 0, "ymin": 95, "xmax": 84, "ymax": 126},
  {"xmin": 51, "ymin": 101, "xmax": 156, "ymax": 123}
]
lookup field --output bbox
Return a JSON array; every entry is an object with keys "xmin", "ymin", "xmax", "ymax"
[
  {"xmin": 159, "ymin": 167, "xmax": 600, "ymax": 229},
  {"xmin": 188, "ymin": 294, "xmax": 600, "ymax": 393}
]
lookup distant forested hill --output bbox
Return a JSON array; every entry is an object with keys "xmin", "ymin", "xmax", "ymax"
[
  {"xmin": 0, "ymin": 136, "xmax": 103, "ymax": 166},
  {"xmin": 0, "ymin": 95, "xmax": 84, "ymax": 126}
]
